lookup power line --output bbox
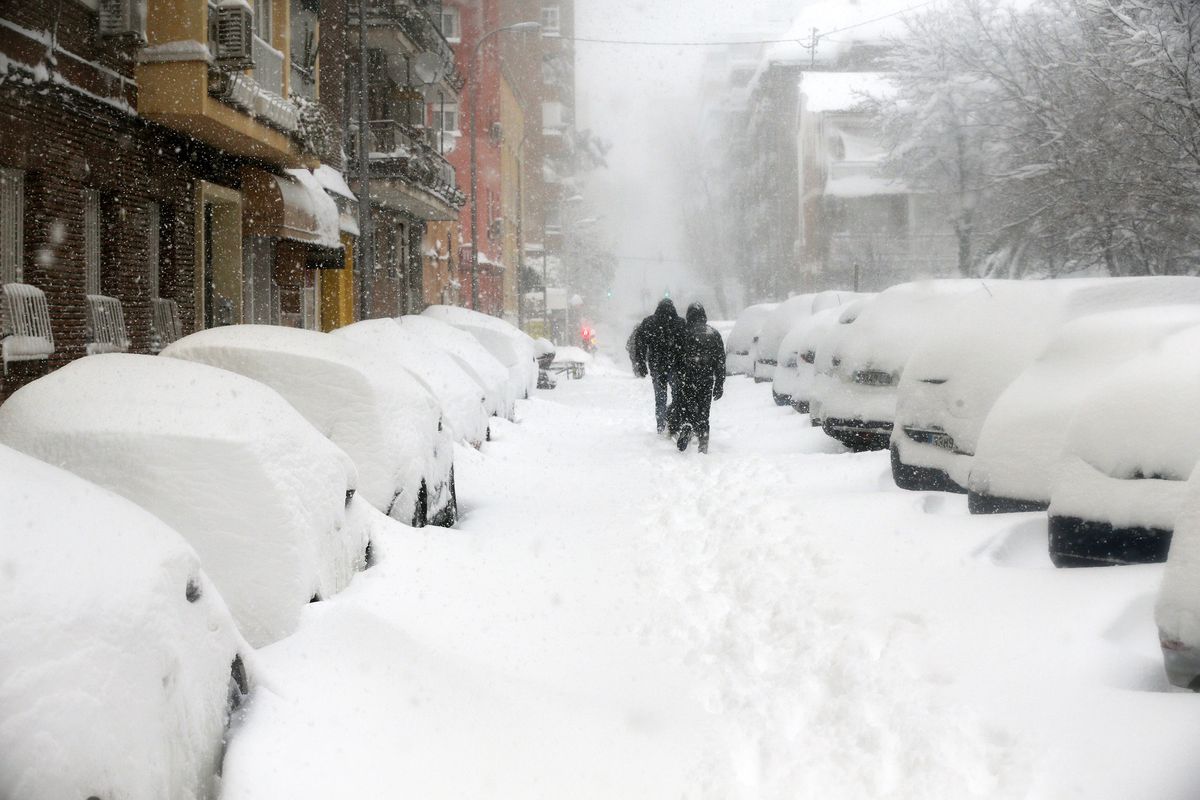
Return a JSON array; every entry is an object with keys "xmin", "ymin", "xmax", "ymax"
[{"xmin": 540, "ymin": 2, "xmax": 936, "ymax": 48}]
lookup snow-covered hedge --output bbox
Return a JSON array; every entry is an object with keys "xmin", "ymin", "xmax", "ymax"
[
  {"xmin": 164, "ymin": 325, "xmax": 454, "ymax": 527},
  {"xmin": 0, "ymin": 354, "xmax": 365, "ymax": 646},
  {"xmin": 0, "ymin": 443, "xmax": 251, "ymax": 800},
  {"xmin": 970, "ymin": 306, "xmax": 1200, "ymax": 511},
  {"xmin": 333, "ymin": 318, "xmax": 490, "ymax": 448}
]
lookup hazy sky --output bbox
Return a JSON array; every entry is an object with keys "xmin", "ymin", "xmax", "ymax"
[{"xmin": 574, "ymin": 0, "xmax": 809, "ymax": 322}]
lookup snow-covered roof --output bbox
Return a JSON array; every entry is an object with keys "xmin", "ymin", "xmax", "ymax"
[
  {"xmin": 0, "ymin": 353, "xmax": 362, "ymax": 647},
  {"xmin": 313, "ymin": 164, "xmax": 357, "ymax": 201},
  {"xmin": 0, "ymin": 443, "xmax": 247, "ymax": 800},
  {"xmin": 801, "ymin": 71, "xmax": 894, "ymax": 113},
  {"xmin": 164, "ymin": 325, "xmax": 449, "ymax": 526}
]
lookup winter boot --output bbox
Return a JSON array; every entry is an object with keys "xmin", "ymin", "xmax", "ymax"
[{"xmin": 677, "ymin": 425, "xmax": 691, "ymax": 452}]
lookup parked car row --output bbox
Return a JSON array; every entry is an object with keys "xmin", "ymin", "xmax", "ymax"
[
  {"xmin": 0, "ymin": 307, "xmax": 543, "ymax": 798},
  {"xmin": 731, "ymin": 276, "xmax": 1200, "ymax": 691}
]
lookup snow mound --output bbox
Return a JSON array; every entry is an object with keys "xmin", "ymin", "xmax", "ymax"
[
  {"xmin": 333, "ymin": 319, "xmax": 490, "ymax": 448},
  {"xmin": 422, "ymin": 305, "xmax": 538, "ymax": 396},
  {"xmin": 398, "ymin": 315, "xmax": 514, "ymax": 421},
  {"xmin": 971, "ymin": 305, "xmax": 1200, "ymax": 509},
  {"xmin": 553, "ymin": 345, "xmax": 592, "ymax": 364},
  {"xmin": 0, "ymin": 353, "xmax": 364, "ymax": 647},
  {"xmin": 164, "ymin": 325, "xmax": 453, "ymax": 527},
  {"xmin": 1051, "ymin": 325, "xmax": 1200, "ymax": 531},
  {"xmin": 0, "ymin": 443, "xmax": 249, "ymax": 800}
]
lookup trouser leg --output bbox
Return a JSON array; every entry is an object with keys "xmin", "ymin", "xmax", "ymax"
[{"xmin": 652, "ymin": 372, "xmax": 669, "ymax": 430}]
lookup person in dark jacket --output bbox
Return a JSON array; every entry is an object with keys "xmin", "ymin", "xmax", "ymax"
[
  {"xmin": 673, "ymin": 302, "xmax": 726, "ymax": 453},
  {"xmin": 630, "ymin": 298, "xmax": 684, "ymax": 433}
]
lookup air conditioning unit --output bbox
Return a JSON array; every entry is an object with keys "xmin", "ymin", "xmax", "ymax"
[
  {"xmin": 215, "ymin": 1, "xmax": 254, "ymax": 71},
  {"xmin": 97, "ymin": 0, "xmax": 147, "ymax": 43}
]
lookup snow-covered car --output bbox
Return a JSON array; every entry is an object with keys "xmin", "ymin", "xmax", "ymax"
[
  {"xmin": 969, "ymin": 305, "xmax": 1200, "ymax": 514},
  {"xmin": 422, "ymin": 304, "xmax": 539, "ymax": 399},
  {"xmin": 0, "ymin": 443, "xmax": 252, "ymax": 800},
  {"xmin": 1156, "ymin": 464, "xmax": 1200, "ymax": 689},
  {"xmin": 164, "ymin": 325, "xmax": 456, "ymax": 528},
  {"xmin": 1047, "ymin": 326, "xmax": 1200, "ymax": 566},
  {"xmin": 725, "ymin": 302, "xmax": 778, "ymax": 376},
  {"xmin": 752, "ymin": 291, "xmax": 855, "ymax": 384},
  {"xmin": 333, "ymin": 318, "xmax": 491, "ymax": 448},
  {"xmin": 398, "ymin": 314, "xmax": 515, "ymax": 421},
  {"xmin": 0, "ymin": 353, "xmax": 366, "ymax": 647},
  {"xmin": 809, "ymin": 296, "xmax": 876, "ymax": 426},
  {"xmin": 893, "ymin": 277, "xmax": 1200, "ymax": 494},
  {"xmin": 819, "ymin": 280, "xmax": 984, "ymax": 451},
  {"xmin": 772, "ymin": 304, "xmax": 854, "ymax": 410}
]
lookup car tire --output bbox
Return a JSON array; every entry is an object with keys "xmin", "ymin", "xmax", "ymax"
[{"xmin": 411, "ymin": 481, "xmax": 429, "ymax": 527}]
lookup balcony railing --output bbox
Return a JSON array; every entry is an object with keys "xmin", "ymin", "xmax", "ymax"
[
  {"xmin": 350, "ymin": 0, "xmax": 463, "ymax": 92},
  {"xmin": 252, "ymin": 35, "xmax": 284, "ymax": 97},
  {"xmin": 349, "ymin": 119, "xmax": 465, "ymax": 209},
  {"xmin": 290, "ymin": 62, "xmax": 316, "ymax": 101}
]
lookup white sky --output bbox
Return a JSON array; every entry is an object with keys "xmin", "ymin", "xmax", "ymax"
[{"xmin": 574, "ymin": 0, "xmax": 812, "ymax": 322}]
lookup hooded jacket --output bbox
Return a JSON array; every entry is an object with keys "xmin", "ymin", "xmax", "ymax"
[
  {"xmin": 676, "ymin": 302, "xmax": 726, "ymax": 391},
  {"xmin": 632, "ymin": 298, "xmax": 684, "ymax": 377}
]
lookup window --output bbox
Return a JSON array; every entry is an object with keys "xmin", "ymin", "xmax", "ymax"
[
  {"xmin": 440, "ymin": 7, "xmax": 460, "ymax": 42},
  {"xmin": 253, "ymin": 0, "xmax": 271, "ymax": 40},
  {"xmin": 541, "ymin": 4, "xmax": 560, "ymax": 34},
  {"xmin": 433, "ymin": 102, "xmax": 460, "ymax": 133},
  {"xmin": 84, "ymin": 190, "xmax": 101, "ymax": 296},
  {"xmin": 0, "ymin": 168, "xmax": 23, "ymax": 285}
]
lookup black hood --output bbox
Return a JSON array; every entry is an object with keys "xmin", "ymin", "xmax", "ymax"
[
  {"xmin": 686, "ymin": 302, "xmax": 707, "ymax": 325},
  {"xmin": 654, "ymin": 298, "xmax": 679, "ymax": 319}
]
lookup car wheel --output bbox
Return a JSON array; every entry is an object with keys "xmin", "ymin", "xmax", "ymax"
[{"xmin": 411, "ymin": 481, "xmax": 429, "ymax": 527}]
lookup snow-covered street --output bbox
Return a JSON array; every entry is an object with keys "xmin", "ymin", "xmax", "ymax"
[{"xmin": 221, "ymin": 362, "xmax": 1200, "ymax": 799}]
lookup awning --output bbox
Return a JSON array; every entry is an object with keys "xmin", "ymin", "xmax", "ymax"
[
  {"xmin": 312, "ymin": 165, "xmax": 357, "ymax": 201},
  {"xmin": 242, "ymin": 168, "xmax": 341, "ymax": 249}
]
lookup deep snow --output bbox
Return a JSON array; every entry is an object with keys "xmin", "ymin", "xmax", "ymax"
[{"xmin": 221, "ymin": 360, "xmax": 1200, "ymax": 799}]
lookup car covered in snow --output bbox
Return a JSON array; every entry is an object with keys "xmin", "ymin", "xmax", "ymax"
[
  {"xmin": 0, "ymin": 443, "xmax": 252, "ymax": 800},
  {"xmin": 0, "ymin": 353, "xmax": 367, "ymax": 647},
  {"xmin": 1156, "ymin": 464, "xmax": 1200, "ymax": 690},
  {"xmin": 164, "ymin": 325, "xmax": 456, "ymax": 527},
  {"xmin": 725, "ymin": 302, "xmax": 778, "ymax": 376},
  {"xmin": 422, "ymin": 304, "xmax": 539, "ymax": 399},
  {"xmin": 772, "ymin": 301, "xmax": 868, "ymax": 411},
  {"xmin": 818, "ymin": 280, "xmax": 984, "ymax": 451},
  {"xmin": 398, "ymin": 314, "xmax": 515, "ymax": 421},
  {"xmin": 1047, "ymin": 326, "xmax": 1200, "ymax": 566},
  {"xmin": 808, "ymin": 296, "xmax": 876, "ymax": 426},
  {"xmin": 969, "ymin": 305, "xmax": 1200, "ymax": 514},
  {"xmin": 752, "ymin": 291, "xmax": 856, "ymax": 384},
  {"xmin": 333, "ymin": 318, "xmax": 491, "ymax": 448},
  {"xmin": 893, "ymin": 277, "xmax": 1200, "ymax": 495}
]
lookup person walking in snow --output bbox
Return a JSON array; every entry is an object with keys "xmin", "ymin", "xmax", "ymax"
[
  {"xmin": 630, "ymin": 298, "xmax": 684, "ymax": 433},
  {"xmin": 672, "ymin": 302, "xmax": 725, "ymax": 454}
]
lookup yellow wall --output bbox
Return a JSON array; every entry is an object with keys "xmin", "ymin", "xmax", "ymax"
[{"xmin": 320, "ymin": 232, "xmax": 357, "ymax": 331}]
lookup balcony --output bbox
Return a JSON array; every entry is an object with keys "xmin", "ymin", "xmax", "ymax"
[
  {"xmin": 349, "ymin": 119, "xmax": 466, "ymax": 219},
  {"xmin": 350, "ymin": 0, "xmax": 464, "ymax": 92},
  {"xmin": 135, "ymin": 1, "xmax": 312, "ymax": 168}
]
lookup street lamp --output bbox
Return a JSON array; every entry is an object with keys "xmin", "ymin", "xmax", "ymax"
[{"xmin": 469, "ymin": 20, "xmax": 541, "ymax": 312}]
